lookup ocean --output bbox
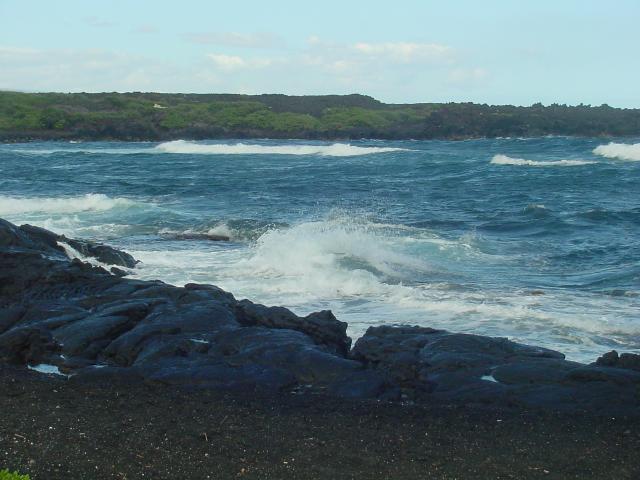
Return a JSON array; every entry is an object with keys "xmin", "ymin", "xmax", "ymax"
[{"xmin": 1, "ymin": 137, "xmax": 639, "ymax": 362}]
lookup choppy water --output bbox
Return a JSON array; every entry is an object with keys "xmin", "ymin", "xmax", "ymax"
[{"xmin": 1, "ymin": 137, "xmax": 639, "ymax": 361}]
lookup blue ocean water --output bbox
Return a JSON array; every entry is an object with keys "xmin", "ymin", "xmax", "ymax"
[{"xmin": 1, "ymin": 137, "xmax": 639, "ymax": 361}]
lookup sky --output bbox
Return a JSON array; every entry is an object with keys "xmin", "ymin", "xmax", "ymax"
[{"xmin": 1, "ymin": 0, "xmax": 639, "ymax": 106}]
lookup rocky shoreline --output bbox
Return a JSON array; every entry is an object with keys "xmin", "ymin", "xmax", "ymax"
[{"xmin": 1, "ymin": 218, "xmax": 639, "ymax": 417}]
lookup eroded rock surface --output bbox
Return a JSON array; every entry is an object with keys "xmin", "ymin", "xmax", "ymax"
[{"xmin": 1, "ymin": 219, "xmax": 639, "ymax": 415}]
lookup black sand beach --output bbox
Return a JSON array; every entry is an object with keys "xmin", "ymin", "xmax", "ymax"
[{"xmin": 2, "ymin": 365, "xmax": 640, "ymax": 480}]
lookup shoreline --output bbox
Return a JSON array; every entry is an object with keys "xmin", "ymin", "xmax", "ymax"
[
  {"xmin": 2, "ymin": 219, "xmax": 640, "ymax": 477},
  {"xmin": 1, "ymin": 133, "xmax": 629, "ymax": 144}
]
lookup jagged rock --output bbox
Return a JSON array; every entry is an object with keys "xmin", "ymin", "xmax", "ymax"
[
  {"xmin": 1, "ymin": 218, "xmax": 640, "ymax": 414},
  {"xmin": 351, "ymin": 325, "xmax": 640, "ymax": 412},
  {"xmin": 1, "ymin": 220, "xmax": 136, "ymax": 268},
  {"xmin": 0, "ymin": 218, "xmax": 361, "ymax": 397},
  {"xmin": 595, "ymin": 350, "xmax": 640, "ymax": 372},
  {"xmin": 235, "ymin": 301, "xmax": 351, "ymax": 356}
]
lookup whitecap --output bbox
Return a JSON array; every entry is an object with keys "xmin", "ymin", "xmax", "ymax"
[
  {"xmin": 0, "ymin": 193, "xmax": 135, "ymax": 215},
  {"xmin": 491, "ymin": 154, "xmax": 595, "ymax": 167},
  {"xmin": 159, "ymin": 222, "xmax": 237, "ymax": 241},
  {"xmin": 154, "ymin": 140, "xmax": 409, "ymax": 157},
  {"xmin": 593, "ymin": 142, "xmax": 640, "ymax": 161}
]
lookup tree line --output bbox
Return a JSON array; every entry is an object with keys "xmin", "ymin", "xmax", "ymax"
[{"xmin": 2, "ymin": 91, "xmax": 639, "ymax": 141}]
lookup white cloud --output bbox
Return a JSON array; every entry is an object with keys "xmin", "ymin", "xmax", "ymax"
[
  {"xmin": 0, "ymin": 46, "xmax": 41, "ymax": 58},
  {"xmin": 0, "ymin": 45, "xmax": 207, "ymax": 92},
  {"xmin": 352, "ymin": 42, "xmax": 454, "ymax": 63},
  {"xmin": 132, "ymin": 25, "xmax": 158, "ymax": 34},
  {"xmin": 84, "ymin": 16, "xmax": 114, "ymax": 28},
  {"xmin": 0, "ymin": 38, "xmax": 487, "ymax": 103},
  {"xmin": 448, "ymin": 67, "xmax": 489, "ymax": 84},
  {"xmin": 207, "ymin": 53, "xmax": 273, "ymax": 72},
  {"xmin": 185, "ymin": 32, "xmax": 283, "ymax": 49}
]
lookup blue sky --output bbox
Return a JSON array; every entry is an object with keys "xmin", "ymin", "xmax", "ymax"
[{"xmin": 1, "ymin": 0, "xmax": 639, "ymax": 106}]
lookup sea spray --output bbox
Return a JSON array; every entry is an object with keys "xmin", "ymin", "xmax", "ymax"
[{"xmin": 593, "ymin": 142, "xmax": 640, "ymax": 161}]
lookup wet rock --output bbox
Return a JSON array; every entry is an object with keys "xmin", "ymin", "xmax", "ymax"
[
  {"xmin": 163, "ymin": 232, "xmax": 231, "ymax": 242},
  {"xmin": 64, "ymin": 238, "xmax": 137, "ymax": 268},
  {"xmin": 491, "ymin": 359, "xmax": 582, "ymax": 385},
  {"xmin": 2, "ymin": 220, "xmax": 136, "ymax": 268},
  {"xmin": 352, "ymin": 325, "xmax": 640, "ymax": 413},
  {"xmin": 1, "ymin": 217, "xmax": 640, "ymax": 415},
  {"xmin": 595, "ymin": 350, "xmax": 640, "ymax": 372},
  {"xmin": 235, "ymin": 301, "xmax": 351, "ymax": 356},
  {"xmin": 564, "ymin": 366, "xmax": 640, "ymax": 385}
]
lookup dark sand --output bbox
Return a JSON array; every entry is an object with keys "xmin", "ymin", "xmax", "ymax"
[{"xmin": 1, "ymin": 365, "xmax": 639, "ymax": 480}]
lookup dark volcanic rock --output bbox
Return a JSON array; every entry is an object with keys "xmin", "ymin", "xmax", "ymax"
[
  {"xmin": 595, "ymin": 350, "xmax": 640, "ymax": 372},
  {"xmin": 0, "ymin": 218, "xmax": 360, "ymax": 397},
  {"xmin": 235, "ymin": 301, "xmax": 351, "ymax": 356},
  {"xmin": 163, "ymin": 231, "xmax": 231, "ymax": 242},
  {"xmin": 1, "ymin": 220, "xmax": 136, "ymax": 268},
  {"xmin": 352, "ymin": 326, "xmax": 640, "ymax": 414},
  {"xmin": 1, "ymin": 218, "xmax": 640, "ymax": 415}
]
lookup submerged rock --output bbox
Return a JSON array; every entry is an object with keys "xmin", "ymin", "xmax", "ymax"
[
  {"xmin": 0, "ymin": 220, "xmax": 136, "ymax": 268},
  {"xmin": 1, "ymin": 218, "xmax": 639, "ymax": 415}
]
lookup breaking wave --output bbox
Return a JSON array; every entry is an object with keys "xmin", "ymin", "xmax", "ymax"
[
  {"xmin": 8, "ymin": 141, "xmax": 408, "ymax": 157},
  {"xmin": 232, "ymin": 218, "xmax": 430, "ymax": 297},
  {"xmin": 593, "ymin": 142, "xmax": 640, "ymax": 161},
  {"xmin": 491, "ymin": 154, "xmax": 595, "ymax": 167},
  {"xmin": 130, "ymin": 215, "xmax": 640, "ymax": 361},
  {"xmin": 154, "ymin": 140, "xmax": 408, "ymax": 157},
  {"xmin": 158, "ymin": 220, "xmax": 287, "ymax": 243},
  {"xmin": 0, "ymin": 193, "xmax": 136, "ymax": 216}
]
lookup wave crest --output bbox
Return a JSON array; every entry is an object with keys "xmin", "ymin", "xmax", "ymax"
[
  {"xmin": 0, "ymin": 193, "xmax": 135, "ymax": 215},
  {"xmin": 491, "ymin": 154, "xmax": 595, "ymax": 167},
  {"xmin": 593, "ymin": 142, "xmax": 640, "ymax": 161},
  {"xmin": 154, "ymin": 140, "xmax": 408, "ymax": 157}
]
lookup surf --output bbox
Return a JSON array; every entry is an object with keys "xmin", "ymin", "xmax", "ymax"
[
  {"xmin": 0, "ymin": 193, "xmax": 136, "ymax": 216},
  {"xmin": 593, "ymin": 142, "xmax": 640, "ymax": 161},
  {"xmin": 491, "ymin": 154, "xmax": 595, "ymax": 167},
  {"xmin": 154, "ymin": 140, "xmax": 409, "ymax": 156}
]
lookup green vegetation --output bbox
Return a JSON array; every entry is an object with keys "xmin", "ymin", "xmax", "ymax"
[
  {"xmin": 0, "ymin": 469, "xmax": 30, "ymax": 480},
  {"xmin": 1, "ymin": 91, "xmax": 640, "ymax": 141}
]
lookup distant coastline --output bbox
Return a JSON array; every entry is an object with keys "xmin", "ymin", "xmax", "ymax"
[{"xmin": 2, "ymin": 91, "xmax": 640, "ymax": 142}]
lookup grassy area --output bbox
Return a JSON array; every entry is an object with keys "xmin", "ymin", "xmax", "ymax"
[
  {"xmin": 0, "ymin": 470, "xmax": 30, "ymax": 480},
  {"xmin": 1, "ymin": 91, "xmax": 640, "ymax": 141}
]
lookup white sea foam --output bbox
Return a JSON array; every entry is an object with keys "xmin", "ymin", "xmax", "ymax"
[
  {"xmin": 159, "ymin": 222, "xmax": 238, "ymax": 241},
  {"xmin": 206, "ymin": 223, "xmax": 235, "ymax": 238},
  {"xmin": 11, "ymin": 147, "xmax": 153, "ymax": 156},
  {"xmin": 57, "ymin": 241, "xmax": 116, "ymax": 270},
  {"xmin": 154, "ymin": 140, "xmax": 408, "ymax": 157},
  {"xmin": 8, "ymin": 140, "xmax": 408, "ymax": 157},
  {"xmin": 593, "ymin": 142, "xmax": 640, "ymax": 161},
  {"xmin": 128, "ymin": 215, "xmax": 640, "ymax": 362},
  {"xmin": 0, "ymin": 193, "xmax": 135, "ymax": 216},
  {"xmin": 28, "ymin": 364, "xmax": 68, "ymax": 377},
  {"xmin": 491, "ymin": 154, "xmax": 595, "ymax": 167},
  {"xmin": 231, "ymin": 218, "xmax": 432, "ymax": 297}
]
